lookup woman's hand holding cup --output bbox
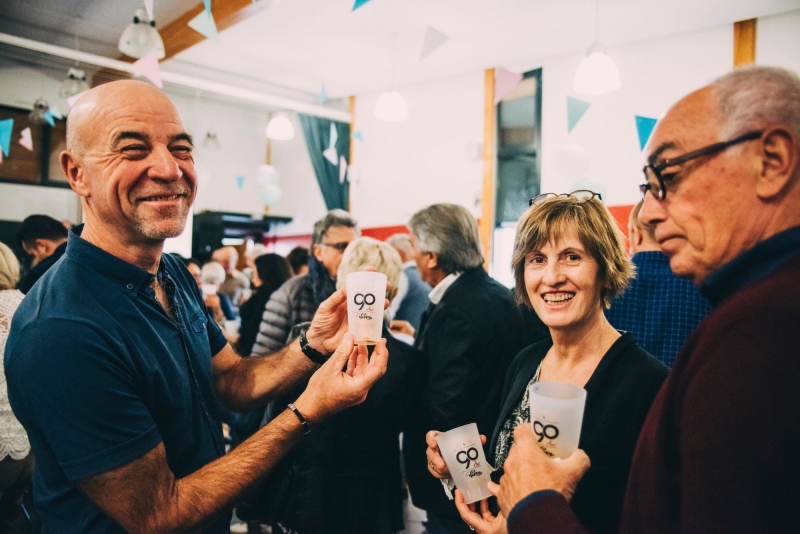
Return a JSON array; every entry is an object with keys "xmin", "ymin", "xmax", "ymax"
[{"xmin": 425, "ymin": 430, "xmax": 488, "ymax": 479}]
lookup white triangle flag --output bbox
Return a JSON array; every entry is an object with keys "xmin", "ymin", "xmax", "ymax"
[
  {"xmin": 19, "ymin": 127, "xmax": 33, "ymax": 151},
  {"xmin": 188, "ymin": 9, "xmax": 219, "ymax": 42},
  {"xmin": 420, "ymin": 26, "xmax": 448, "ymax": 61},
  {"xmin": 339, "ymin": 155, "xmax": 348, "ymax": 183},
  {"xmin": 144, "ymin": 0, "xmax": 155, "ymax": 21},
  {"xmin": 323, "ymin": 147, "xmax": 338, "ymax": 165},
  {"xmin": 329, "ymin": 122, "xmax": 338, "ymax": 149}
]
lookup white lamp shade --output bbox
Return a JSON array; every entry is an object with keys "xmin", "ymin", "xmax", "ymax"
[
  {"xmin": 118, "ymin": 9, "xmax": 166, "ymax": 59},
  {"xmin": 266, "ymin": 114, "xmax": 295, "ymax": 140},
  {"xmin": 58, "ymin": 68, "xmax": 90, "ymax": 99},
  {"xmin": 573, "ymin": 50, "xmax": 621, "ymax": 95},
  {"xmin": 373, "ymin": 90, "xmax": 409, "ymax": 122}
]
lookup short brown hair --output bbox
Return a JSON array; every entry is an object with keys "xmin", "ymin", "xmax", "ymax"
[{"xmin": 511, "ymin": 196, "xmax": 634, "ymax": 309}]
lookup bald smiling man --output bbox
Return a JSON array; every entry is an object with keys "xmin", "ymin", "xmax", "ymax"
[{"xmin": 3, "ymin": 80, "xmax": 389, "ymax": 533}]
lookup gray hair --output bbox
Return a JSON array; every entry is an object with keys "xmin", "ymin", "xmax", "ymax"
[
  {"xmin": 201, "ymin": 261, "xmax": 226, "ymax": 286},
  {"xmin": 714, "ymin": 66, "xmax": 800, "ymax": 161},
  {"xmin": 385, "ymin": 233, "xmax": 412, "ymax": 256},
  {"xmin": 311, "ymin": 209, "xmax": 360, "ymax": 246},
  {"xmin": 0, "ymin": 242, "xmax": 20, "ymax": 291},
  {"xmin": 408, "ymin": 204, "xmax": 484, "ymax": 274},
  {"xmin": 336, "ymin": 237, "xmax": 403, "ymax": 298}
]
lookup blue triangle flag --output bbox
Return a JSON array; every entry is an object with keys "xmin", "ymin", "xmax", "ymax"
[
  {"xmin": 44, "ymin": 110, "xmax": 55, "ymax": 127},
  {"xmin": 318, "ymin": 82, "xmax": 327, "ymax": 105},
  {"xmin": 635, "ymin": 116, "xmax": 658, "ymax": 151},
  {"xmin": 352, "ymin": 0, "xmax": 372, "ymax": 11},
  {"xmin": 204, "ymin": 0, "xmax": 212, "ymax": 14},
  {"xmin": 351, "ymin": 131, "xmax": 364, "ymax": 143},
  {"xmin": 567, "ymin": 97, "xmax": 591, "ymax": 133},
  {"xmin": 0, "ymin": 118, "xmax": 12, "ymax": 157},
  {"xmin": 235, "ymin": 175, "xmax": 245, "ymax": 190}
]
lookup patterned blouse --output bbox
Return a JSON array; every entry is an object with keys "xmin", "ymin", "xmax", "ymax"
[{"xmin": 493, "ymin": 361, "xmax": 542, "ymax": 468}]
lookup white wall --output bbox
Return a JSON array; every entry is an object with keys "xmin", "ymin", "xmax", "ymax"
[
  {"xmin": 757, "ymin": 8, "xmax": 800, "ymax": 72},
  {"xmin": 350, "ymin": 71, "xmax": 485, "ymax": 228}
]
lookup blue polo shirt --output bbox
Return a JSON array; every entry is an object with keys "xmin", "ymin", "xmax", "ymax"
[{"xmin": 4, "ymin": 227, "xmax": 229, "ymax": 533}]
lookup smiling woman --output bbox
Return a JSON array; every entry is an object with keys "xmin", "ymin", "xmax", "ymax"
[{"xmin": 425, "ymin": 192, "xmax": 669, "ymax": 534}]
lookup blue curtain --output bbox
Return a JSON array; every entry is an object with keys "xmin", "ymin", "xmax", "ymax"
[{"xmin": 298, "ymin": 114, "xmax": 350, "ymax": 211}]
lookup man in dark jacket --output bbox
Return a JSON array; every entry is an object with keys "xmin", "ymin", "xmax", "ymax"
[
  {"xmin": 403, "ymin": 203, "xmax": 525, "ymax": 534},
  {"xmin": 494, "ymin": 66, "xmax": 800, "ymax": 534},
  {"xmin": 16, "ymin": 214, "xmax": 68, "ymax": 294}
]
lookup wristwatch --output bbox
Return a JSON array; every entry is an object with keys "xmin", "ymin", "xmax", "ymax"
[{"xmin": 299, "ymin": 328, "xmax": 331, "ymax": 364}]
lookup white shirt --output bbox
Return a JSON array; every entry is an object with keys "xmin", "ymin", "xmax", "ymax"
[{"xmin": 428, "ymin": 272, "xmax": 462, "ymax": 305}]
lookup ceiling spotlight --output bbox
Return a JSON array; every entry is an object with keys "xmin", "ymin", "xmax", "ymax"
[
  {"xmin": 28, "ymin": 98, "xmax": 50, "ymax": 125},
  {"xmin": 266, "ymin": 113, "xmax": 295, "ymax": 141},
  {"xmin": 374, "ymin": 90, "xmax": 409, "ymax": 122},
  {"xmin": 58, "ymin": 68, "xmax": 90, "ymax": 99},
  {"xmin": 573, "ymin": 45, "xmax": 621, "ymax": 95},
  {"xmin": 118, "ymin": 8, "xmax": 165, "ymax": 59}
]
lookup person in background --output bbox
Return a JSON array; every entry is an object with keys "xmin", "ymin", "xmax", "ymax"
[
  {"xmin": 212, "ymin": 246, "xmax": 251, "ymax": 307},
  {"xmin": 605, "ymin": 200, "xmax": 711, "ymax": 367},
  {"xmin": 403, "ymin": 203, "xmax": 526, "ymax": 534},
  {"xmin": 496, "ymin": 65, "xmax": 800, "ymax": 534},
  {"xmin": 16, "ymin": 214, "xmax": 68, "ymax": 294},
  {"xmin": 286, "ymin": 246, "xmax": 310, "ymax": 277},
  {"xmin": 425, "ymin": 193, "xmax": 667, "ymax": 533},
  {"xmin": 237, "ymin": 253, "xmax": 293, "ymax": 357},
  {"xmin": 201, "ymin": 261, "xmax": 237, "ymax": 324},
  {"xmin": 248, "ymin": 237, "xmax": 424, "ymax": 534},
  {"xmin": 0, "ymin": 243, "xmax": 32, "ymax": 533},
  {"xmin": 252, "ymin": 210, "xmax": 358, "ymax": 356},
  {"xmin": 386, "ymin": 233, "xmax": 432, "ymax": 332}
]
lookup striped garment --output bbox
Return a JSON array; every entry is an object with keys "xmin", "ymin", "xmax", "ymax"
[{"xmin": 251, "ymin": 274, "xmax": 318, "ymax": 356}]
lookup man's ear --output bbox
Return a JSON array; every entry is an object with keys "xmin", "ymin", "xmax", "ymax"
[
  {"xmin": 60, "ymin": 150, "xmax": 90, "ymax": 197},
  {"xmin": 756, "ymin": 126, "xmax": 798, "ymax": 200},
  {"xmin": 312, "ymin": 244, "xmax": 324, "ymax": 262},
  {"xmin": 426, "ymin": 252, "xmax": 440, "ymax": 270}
]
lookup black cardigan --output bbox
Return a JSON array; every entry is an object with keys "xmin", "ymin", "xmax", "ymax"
[{"xmin": 490, "ymin": 333, "xmax": 668, "ymax": 533}]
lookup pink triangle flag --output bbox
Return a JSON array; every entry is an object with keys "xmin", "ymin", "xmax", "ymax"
[
  {"xmin": 494, "ymin": 67, "xmax": 523, "ymax": 104},
  {"xmin": 420, "ymin": 26, "xmax": 448, "ymax": 61},
  {"xmin": 133, "ymin": 51, "xmax": 163, "ymax": 88},
  {"xmin": 144, "ymin": 0, "xmax": 155, "ymax": 21},
  {"xmin": 19, "ymin": 127, "xmax": 33, "ymax": 151}
]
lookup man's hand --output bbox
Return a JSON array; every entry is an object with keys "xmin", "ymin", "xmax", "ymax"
[
  {"xmin": 489, "ymin": 424, "xmax": 590, "ymax": 514},
  {"xmin": 293, "ymin": 333, "xmax": 388, "ymax": 424},
  {"xmin": 426, "ymin": 430, "xmax": 488, "ymax": 479},
  {"xmin": 454, "ymin": 492, "xmax": 508, "ymax": 534},
  {"xmin": 305, "ymin": 267, "xmax": 390, "ymax": 354}
]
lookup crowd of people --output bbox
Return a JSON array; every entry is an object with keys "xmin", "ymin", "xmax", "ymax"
[{"xmin": 0, "ymin": 64, "xmax": 798, "ymax": 534}]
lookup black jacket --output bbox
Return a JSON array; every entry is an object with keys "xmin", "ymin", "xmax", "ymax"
[
  {"xmin": 404, "ymin": 267, "xmax": 526, "ymax": 518},
  {"xmin": 491, "ymin": 334, "xmax": 668, "ymax": 533},
  {"xmin": 17, "ymin": 241, "xmax": 66, "ymax": 294}
]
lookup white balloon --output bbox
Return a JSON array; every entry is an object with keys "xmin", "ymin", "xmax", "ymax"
[
  {"xmin": 256, "ymin": 164, "xmax": 280, "ymax": 187},
  {"xmin": 260, "ymin": 183, "xmax": 283, "ymax": 205},
  {"xmin": 553, "ymin": 144, "xmax": 589, "ymax": 182}
]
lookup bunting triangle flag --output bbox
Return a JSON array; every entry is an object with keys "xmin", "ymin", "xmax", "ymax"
[
  {"xmin": 0, "ymin": 118, "xmax": 13, "ymax": 157},
  {"xmin": 329, "ymin": 122, "xmax": 338, "ymax": 149},
  {"xmin": 352, "ymin": 0, "xmax": 372, "ymax": 11},
  {"xmin": 44, "ymin": 110, "xmax": 55, "ymax": 127},
  {"xmin": 188, "ymin": 9, "xmax": 219, "ymax": 41},
  {"xmin": 323, "ymin": 147, "xmax": 338, "ymax": 165},
  {"xmin": 339, "ymin": 155, "xmax": 348, "ymax": 183},
  {"xmin": 420, "ymin": 26, "xmax": 448, "ymax": 61},
  {"xmin": 144, "ymin": 0, "xmax": 155, "ymax": 21},
  {"xmin": 635, "ymin": 115, "xmax": 658, "ymax": 151},
  {"xmin": 204, "ymin": 0, "xmax": 211, "ymax": 14},
  {"xmin": 49, "ymin": 105, "xmax": 63, "ymax": 120},
  {"xmin": 318, "ymin": 82, "xmax": 327, "ymax": 104},
  {"xmin": 235, "ymin": 175, "xmax": 245, "ymax": 190},
  {"xmin": 494, "ymin": 67, "xmax": 523, "ymax": 104},
  {"xmin": 19, "ymin": 127, "xmax": 33, "ymax": 151},
  {"xmin": 567, "ymin": 97, "xmax": 591, "ymax": 133},
  {"xmin": 351, "ymin": 131, "xmax": 364, "ymax": 143},
  {"xmin": 133, "ymin": 51, "xmax": 163, "ymax": 88}
]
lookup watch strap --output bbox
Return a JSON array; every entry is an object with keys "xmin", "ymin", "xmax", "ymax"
[{"xmin": 299, "ymin": 328, "xmax": 330, "ymax": 364}]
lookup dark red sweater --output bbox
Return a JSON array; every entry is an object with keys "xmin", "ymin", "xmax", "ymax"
[{"xmin": 509, "ymin": 249, "xmax": 800, "ymax": 533}]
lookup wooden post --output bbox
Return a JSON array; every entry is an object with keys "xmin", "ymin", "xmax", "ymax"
[
  {"xmin": 733, "ymin": 19, "xmax": 757, "ymax": 67},
  {"xmin": 348, "ymin": 95, "xmax": 356, "ymax": 213},
  {"xmin": 480, "ymin": 69, "xmax": 496, "ymax": 272}
]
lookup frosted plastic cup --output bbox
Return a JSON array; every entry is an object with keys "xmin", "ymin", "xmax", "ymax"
[
  {"xmin": 345, "ymin": 271, "xmax": 387, "ymax": 345},
  {"xmin": 528, "ymin": 381, "xmax": 587, "ymax": 459},
  {"xmin": 435, "ymin": 423, "xmax": 494, "ymax": 504}
]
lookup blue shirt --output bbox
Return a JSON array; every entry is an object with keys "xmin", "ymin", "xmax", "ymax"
[
  {"xmin": 4, "ymin": 228, "xmax": 229, "ymax": 533},
  {"xmin": 606, "ymin": 251, "xmax": 711, "ymax": 367}
]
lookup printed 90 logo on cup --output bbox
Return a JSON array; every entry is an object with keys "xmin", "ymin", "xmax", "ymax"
[{"xmin": 353, "ymin": 292, "xmax": 376, "ymax": 310}]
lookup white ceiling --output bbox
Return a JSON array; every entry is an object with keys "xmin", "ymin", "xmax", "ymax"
[{"xmin": 168, "ymin": 0, "xmax": 800, "ymax": 99}]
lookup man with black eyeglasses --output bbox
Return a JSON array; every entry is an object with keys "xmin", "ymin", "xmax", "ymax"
[
  {"xmin": 492, "ymin": 66, "xmax": 800, "ymax": 533},
  {"xmin": 252, "ymin": 209, "xmax": 359, "ymax": 356}
]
